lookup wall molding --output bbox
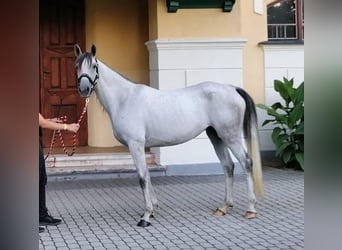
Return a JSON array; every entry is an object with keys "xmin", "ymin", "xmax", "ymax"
[{"xmin": 146, "ymin": 38, "xmax": 247, "ymax": 51}]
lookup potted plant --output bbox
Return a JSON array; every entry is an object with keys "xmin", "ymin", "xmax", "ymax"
[{"xmin": 257, "ymin": 77, "xmax": 304, "ymax": 170}]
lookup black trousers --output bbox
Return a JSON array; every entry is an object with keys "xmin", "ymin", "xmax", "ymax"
[{"xmin": 39, "ymin": 139, "xmax": 48, "ymax": 218}]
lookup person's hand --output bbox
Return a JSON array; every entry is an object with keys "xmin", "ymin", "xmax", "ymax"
[{"xmin": 66, "ymin": 123, "xmax": 80, "ymax": 133}]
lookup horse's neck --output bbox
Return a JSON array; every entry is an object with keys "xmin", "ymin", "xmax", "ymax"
[{"xmin": 95, "ymin": 61, "xmax": 133, "ymax": 114}]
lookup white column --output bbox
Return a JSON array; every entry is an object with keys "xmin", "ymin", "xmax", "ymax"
[
  {"xmin": 146, "ymin": 38, "xmax": 247, "ymax": 165},
  {"xmin": 259, "ymin": 44, "xmax": 304, "ymax": 151}
]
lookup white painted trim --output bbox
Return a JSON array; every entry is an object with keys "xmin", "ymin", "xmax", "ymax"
[
  {"xmin": 254, "ymin": 0, "xmax": 264, "ymax": 15},
  {"xmin": 260, "ymin": 44, "xmax": 304, "ymax": 52},
  {"xmin": 146, "ymin": 38, "xmax": 247, "ymax": 51}
]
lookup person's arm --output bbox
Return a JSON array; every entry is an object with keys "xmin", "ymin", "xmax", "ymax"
[
  {"xmin": 39, "ymin": 113, "xmax": 80, "ymax": 133},
  {"xmin": 47, "ymin": 117, "xmax": 62, "ymax": 123}
]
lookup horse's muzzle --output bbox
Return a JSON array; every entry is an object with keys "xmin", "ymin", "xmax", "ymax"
[{"xmin": 78, "ymin": 78, "xmax": 92, "ymax": 97}]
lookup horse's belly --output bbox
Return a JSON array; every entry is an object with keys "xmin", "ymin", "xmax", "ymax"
[
  {"xmin": 145, "ymin": 131, "xmax": 204, "ymax": 147},
  {"xmin": 144, "ymin": 117, "xmax": 207, "ymax": 147}
]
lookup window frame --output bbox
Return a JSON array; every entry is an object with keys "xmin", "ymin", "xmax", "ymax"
[{"xmin": 267, "ymin": 0, "xmax": 304, "ymax": 42}]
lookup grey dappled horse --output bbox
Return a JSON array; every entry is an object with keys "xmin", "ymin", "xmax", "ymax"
[{"xmin": 74, "ymin": 44, "xmax": 264, "ymax": 227}]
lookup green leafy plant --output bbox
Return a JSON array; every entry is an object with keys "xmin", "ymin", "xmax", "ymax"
[{"xmin": 257, "ymin": 77, "xmax": 304, "ymax": 170}]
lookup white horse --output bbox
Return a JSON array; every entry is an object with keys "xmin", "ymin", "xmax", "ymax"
[{"xmin": 74, "ymin": 44, "xmax": 263, "ymax": 227}]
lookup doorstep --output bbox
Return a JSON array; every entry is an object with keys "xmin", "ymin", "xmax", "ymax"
[{"xmin": 45, "ymin": 151, "xmax": 166, "ymax": 176}]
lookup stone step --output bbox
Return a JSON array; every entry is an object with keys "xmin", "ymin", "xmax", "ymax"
[{"xmin": 45, "ymin": 152, "xmax": 166, "ymax": 175}]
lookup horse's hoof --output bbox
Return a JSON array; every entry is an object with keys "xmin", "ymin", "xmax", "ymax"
[
  {"xmin": 140, "ymin": 213, "xmax": 154, "ymax": 219},
  {"xmin": 214, "ymin": 208, "xmax": 226, "ymax": 216},
  {"xmin": 137, "ymin": 220, "xmax": 151, "ymax": 227},
  {"xmin": 244, "ymin": 211, "xmax": 257, "ymax": 219}
]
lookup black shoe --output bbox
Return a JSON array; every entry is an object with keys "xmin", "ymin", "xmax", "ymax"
[
  {"xmin": 39, "ymin": 214, "xmax": 62, "ymax": 226},
  {"xmin": 39, "ymin": 226, "xmax": 45, "ymax": 233}
]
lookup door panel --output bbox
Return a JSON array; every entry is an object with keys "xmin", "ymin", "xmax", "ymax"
[{"xmin": 40, "ymin": 0, "xmax": 86, "ymax": 147}]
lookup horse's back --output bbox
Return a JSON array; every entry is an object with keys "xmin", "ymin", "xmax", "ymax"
[
  {"xmin": 130, "ymin": 81, "xmax": 245, "ymax": 126},
  {"xmin": 122, "ymin": 81, "xmax": 245, "ymax": 147}
]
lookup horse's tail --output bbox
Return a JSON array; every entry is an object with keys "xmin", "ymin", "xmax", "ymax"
[{"xmin": 235, "ymin": 87, "xmax": 264, "ymax": 199}]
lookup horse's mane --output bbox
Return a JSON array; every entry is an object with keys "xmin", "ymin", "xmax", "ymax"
[{"xmin": 75, "ymin": 52, "xmax": 93, "ymax": 68}]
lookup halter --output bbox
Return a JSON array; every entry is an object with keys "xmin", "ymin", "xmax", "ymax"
[{"xmin": 77, "ymin": 59, "xmax": 99, "ymax": 93}]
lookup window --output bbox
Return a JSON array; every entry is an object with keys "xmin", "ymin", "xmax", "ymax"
[{"xmin": 267, "ymin": 0, "xmax": 304, "ymax": 41}]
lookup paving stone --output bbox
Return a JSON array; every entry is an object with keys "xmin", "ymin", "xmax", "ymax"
[
  {"xmin": 39, "ymin": 167, "xmax": 303, "ymax": 250},
  {"xmin": 44, "ymin": 246, "xmax": 57, "ymax": 250}
]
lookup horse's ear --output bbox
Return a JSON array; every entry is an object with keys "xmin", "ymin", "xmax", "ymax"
[
  {"xmin": 74, "ymin": 44, "xmax": 82, "ymax": 57},
  {"xmin": 91, "ymin": 44, "xmax": 96, "ymax": 56}
]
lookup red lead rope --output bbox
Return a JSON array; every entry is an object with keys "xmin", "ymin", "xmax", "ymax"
[{"xmin": 45, "ymin": 98, "xmax": 89, "ymax": 159}]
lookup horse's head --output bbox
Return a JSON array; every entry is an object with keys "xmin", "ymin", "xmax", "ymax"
[{"xmin": 74, "ymin": 44, "xmax": 99, "ymax": 97}]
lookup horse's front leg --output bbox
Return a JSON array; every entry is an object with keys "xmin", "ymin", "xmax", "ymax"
[{"xmin": 128, "ymin": 141, "xmax": 154, "ymax": 227}]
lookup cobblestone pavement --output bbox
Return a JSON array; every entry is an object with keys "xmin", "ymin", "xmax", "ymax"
[{"xmin": 39, "ymin": 167, "xmax": 304, "ymax": 250}]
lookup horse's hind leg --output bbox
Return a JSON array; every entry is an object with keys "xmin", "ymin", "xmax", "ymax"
[
  {"xmin": 227, "ymin": 140, "xmax": 257, "ymax": 219},
  {"xmin": 206, "ymin": 127, "xmax": 234, "ymax": 216},
  {"xmin": 128, "ymin": 141, "xmax": 155, "ymax": 227},
  {"xmin": 150, "ymin": 183, "xmax": 158, "ymax": 207}
]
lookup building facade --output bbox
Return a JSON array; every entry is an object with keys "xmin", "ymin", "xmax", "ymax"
[{"xmin": 39, "ymin": 0, "xmax": 304, "ymax": 166}]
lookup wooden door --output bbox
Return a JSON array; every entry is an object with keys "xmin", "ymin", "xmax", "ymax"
[{"xmin": 39, "ymin": 0, "xmax": 87, "ymax": 147}]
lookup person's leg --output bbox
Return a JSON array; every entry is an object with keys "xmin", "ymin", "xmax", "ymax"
[
  {"xmin": 39, "ymin": 141, "xmax": 48, "ymax": 218},
  {"xmin": 39, "ymin": 141, "xmax": 61, "ymax": 226}
]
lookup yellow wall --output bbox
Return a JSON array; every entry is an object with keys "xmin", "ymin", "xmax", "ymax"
[
  {"xmin": 240, "ymin": 0, "xmax": 267, "ymax": 103},
  {"xmin": 85, "ymin": 0, "xmax": 149, "ymax": 146},
  {"xmin": 149, "ymin": 0, "xmax": 267, "ymax": 102},
  {"xmin": 149, "ymin": 0, "xmax": 241, "ymax": 39}
]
